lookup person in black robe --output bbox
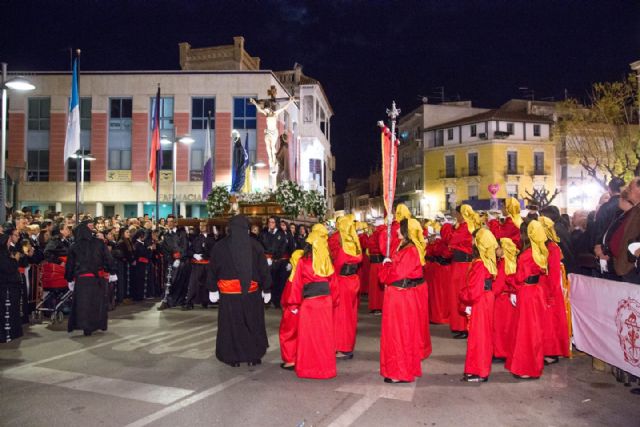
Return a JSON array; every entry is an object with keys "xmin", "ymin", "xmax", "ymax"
[
  {"xmin": 208, "ymin": 215, "xmax": 272, "ymax": 367},
  {"xmin": 0, "ymin": 227, "xmax": 24, "ymax": 343},
  {"xmin": 132, "ymin": 229, "xmax": 154, "ymax": 301},
  {"xmin": 259, "ymin": 216, "xmax": 289, "ymax": 309},
  {"xmin": 158, "ymin": 216, "xmax": 191, "ymax": 310},
  {"xmin": 64, "ymin": 222, "xmax": 117, "ymax": 336},
  {"xmin": 184, "ymin": 221, "xmax": 216, "ymax": 310}
]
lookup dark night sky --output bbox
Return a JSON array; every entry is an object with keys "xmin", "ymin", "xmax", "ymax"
[{"xmin": 1, "ymin": 0, "xmax": 638, "ymax": 192}]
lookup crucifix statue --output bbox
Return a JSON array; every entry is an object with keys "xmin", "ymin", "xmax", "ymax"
[{"xmin": 249, "ymin": 86, "xmax": 294, "ymax": 188}]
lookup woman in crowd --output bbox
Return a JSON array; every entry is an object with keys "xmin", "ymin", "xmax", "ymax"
[
  {"xmin": 132, "ymin": 229, "xmax": 154, "ymax": 301},
  {"xmin": 505, "ymin": 220, "xmax": 548, "ymax": 379},
  {"xmin": 0, "ymin": 225, "xmax": 23, "ymax": 343},
  {"xmin": 378, "ymin": 218, "xmax": 424, "ymax": 383},
  {"xmin": 285, "ymin": 224, "xmax": 339, "ymax": 379},
  {"xmin": 116, "ymin": 227, "xmax": 135, "ymax": 302},
  {"xmin": 295, "ymin": 224, "xmax": 308, "ymax": 250}
]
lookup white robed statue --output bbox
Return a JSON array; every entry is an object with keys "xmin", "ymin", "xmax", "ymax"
[{"xmin": 249, "ymin": 86, "xmax": 294, "ymax": 188}]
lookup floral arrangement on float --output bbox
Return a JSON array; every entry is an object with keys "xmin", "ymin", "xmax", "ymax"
[
  {"xmin": 274, "ymin": 180, "xmax": 305, "ymax": 218},
  {"xmin": 206, "ymin": 185, "xmax": 230, "ymax": 217},
  {"xmin": 303, "ymin": 189, "xmax": 327, "ymax": 220}
]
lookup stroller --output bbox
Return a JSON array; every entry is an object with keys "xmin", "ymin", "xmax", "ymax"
[{"xmin": 31, "ymin": 257, "xmax": 73, "ymax": 324}]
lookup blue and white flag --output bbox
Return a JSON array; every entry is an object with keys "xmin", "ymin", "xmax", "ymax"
[
  {"xmin": 202, "ymin": 114, "xmax": 213, "ymax": 200},
  {"xmin": 63, "ymin": 58, "xmax": 80, "ymax": 163}
]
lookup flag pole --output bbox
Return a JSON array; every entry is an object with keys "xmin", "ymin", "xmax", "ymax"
[
  {"xmin": 385, "ymin": 101, "xmax": 400, "ymax": 257},
  {"xmin": 155, "ymin": 83, "xmax": 160, "ymax": 225},
  {"xmin": 74, "ymin": 49, "xmax": 81, "ymax": 222},
  {"xmin": 208, "ymin": 110, "xmax": 214, "ymax": 183}
]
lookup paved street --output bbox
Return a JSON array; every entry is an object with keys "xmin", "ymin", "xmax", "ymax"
[{"xmin": 1, "ymin": 300, "xmax": 638, "ymax": 427}]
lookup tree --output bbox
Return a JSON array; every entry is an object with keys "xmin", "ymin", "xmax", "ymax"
[
  {"xmin": 556, "ymin": 75, "xmax": 640, "ymax": 190},
  {"xmin": 522, "ymin": 187, "xmax": 560, "ymax": 209}
]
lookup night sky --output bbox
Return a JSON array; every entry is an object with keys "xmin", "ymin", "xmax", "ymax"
[{"xmin": 2, "ymin": 0, "xmax": 638, "ymax": 192}]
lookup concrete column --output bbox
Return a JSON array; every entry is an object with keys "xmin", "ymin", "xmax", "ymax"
[
  {"xmin": 137, "ymin": 202, "xmax": 144, "ymax": 218},
  {"xmin": 96, "ymin": 202, "xmax": 104, "ymax": 217},
  {"xmin": 55, "ymin": 202, "xmax": 62, "ymax": 213},
  {"xmin": 179, "ymin": 202, "xmax": 187, "ymax": 218}
]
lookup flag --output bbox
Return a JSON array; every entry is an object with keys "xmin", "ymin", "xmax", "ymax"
[
  {"xmin": 242, "ymin": 132, "xmax": 251, "ymax": 193},
  {"xmin": 381, "ymin": 125, "xmax": 398, "ymax": 219},
  {"xmin": 231, "ymin": 132, "xmax": 249, "ymax": 193},
  {"xmin": 148, "ymin": 87, "xmax": 161, "ymax": 191},
  {"xmin": 202, "ymin": 114, "xmax": 213, "ymax": 200},
  {"xmin": 63, "ymin": 58, "xmax": 80, "ymax": 163}
]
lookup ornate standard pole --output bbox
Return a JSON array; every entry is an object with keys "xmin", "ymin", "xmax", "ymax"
[{"xmin": 385, "ymin": 101, "xmax": 400, "ymax": 257}]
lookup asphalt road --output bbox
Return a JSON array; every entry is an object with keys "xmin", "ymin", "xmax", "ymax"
[{"xmin": 1, "ymin": 300, "xmax": 638, "ymax": 427}]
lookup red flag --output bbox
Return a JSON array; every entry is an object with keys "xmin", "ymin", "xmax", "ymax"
[
  {"xmin": 381, "ymin": 125, "xmax": 397, "ymax": 220},
  {"xmin": 148, "ymin": 87, "xmax": 161, "ymax": 191}
]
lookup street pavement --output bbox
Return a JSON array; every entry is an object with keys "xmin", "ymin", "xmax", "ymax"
[{"xmin": 1, "ymin": 299, "xmax": 638, "ymax": 427}]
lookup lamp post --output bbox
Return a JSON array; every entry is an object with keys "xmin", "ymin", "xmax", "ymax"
[
  {"xmin": 1, "ymin": 63, "xmax": 35, "ymax": 223},
  {"xmin": 70, "ymin": 150, "xmax": 96, "ymax": 213},
  {"xmin": 161, "ymin": 134, "xmax": 194, "ymax": 216}
]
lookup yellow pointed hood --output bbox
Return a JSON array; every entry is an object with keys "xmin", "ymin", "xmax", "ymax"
[
  {"xmin": 538, "ymin": 216, "xmax": 560, "ymax": 243},
  {"xmin": 305, "ymin": 224, "xmax": 334, "ymax": 277},
  {"xmin": 499, "ymin": 237, "xmax": 519, "ymax": 275},
  {"xmin": 395, "ymin": 203, "xmax": 412, "ymax": 222},
  {"xmin": 407, "ymin": 218, "xmax": 426, "ymax": 265},
  {"xmin": 336, "ymin": 214, "xmax": 362, "ymax": 256},
  {"xmin": 527, "ymin": 220, "xmax": 549, "ymax": 270},
  {"xmin": 475, "ymin": 228, "xmax": 498, "ymax": 276},
  {"xmin": 505, "ymin": 197, "xmax": 523, "ymax": 228},
  {"xmin": 461, "ymin": 204, "xmax": 481, "ymax": 234},
  {"xmin": 288, "ymin": 249, "xmax": 304, "ymax": 282}
]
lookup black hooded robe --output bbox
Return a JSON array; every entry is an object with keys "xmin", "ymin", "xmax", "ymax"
[
  {"xmin": 0, "ymin": 235, "xmax": 23, "ymax": 343},
  {"xmin": 65, "ymin": 224, "xmax": 116, "ymax": 334},
  {"xmin": 208, "ymin": 216, "xmax": 272, "ymax": 365}
]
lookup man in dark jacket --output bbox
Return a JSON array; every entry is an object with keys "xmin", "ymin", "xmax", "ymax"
[
  {"xmin": 593, "ymin": 177, "xmax": 625, "ymax": 249},
  {"xmin": 259, "ymin": 216, "xmax": 289, "ymax": 308}
]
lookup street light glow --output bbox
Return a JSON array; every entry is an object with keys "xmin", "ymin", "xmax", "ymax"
[
  {"xmin": 178, "ymin": 135, "xmax": 195, "ymax": 145},
  {"xmin": 4, "ymin": 77, "xmax": 36, "ymax": 91}
]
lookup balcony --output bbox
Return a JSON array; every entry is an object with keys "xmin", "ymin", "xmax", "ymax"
[
  {"xmin": 438, "ymin": 169, "xmax": 458, "ymax": 179},
  {"xmin": 531, "ymin": 167, "xmax": 552, "ymax": 177},
  {"xmin": 504, "ymin": 166, "xmax": 525, "ymax": 177},
  {"xmin": 461, "ymin": 167, "xmax": 481, "ymax": 177}
]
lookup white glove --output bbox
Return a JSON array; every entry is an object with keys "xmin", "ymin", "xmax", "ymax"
[
  {"xmin": 464, "ymin": 306, "xmax": 472, "ymax": 315},
  {"xmin": 173, "ymin": 260, "xmax": 180, "ymax": 268},
  {"xmin": 382, "ymin": 257, "xmax": 392, "ymax": 264},
  {"xmin": 510, "ymin": 294, "xmax": 517, "ymax": 307},
  {"xmin": 286, "ymin": 263, "xmax": 292, "ymax": 272},
  {"xmin": 290, "ymin": 308, "xmax": 299, "ymax": 315},
  {"xmin": 209, "ymin": 291, "xmax": 220, "ymax": 303},
  {"xmin": 267, "ymin": 258, "xmax": 273, "ymax": 266},
  {"xmin": 193, "ymin": 254, "xmax": 203, "ymax": 261},
  {"xmin": 108, "ymin": 274, "xmax": 118, "ymax": 283},
  {"xmin": 262, "ymin": 292, "xmax": 271, "ymax": 304},
  {"xmin": 68, "ymin": 281, "xmax": 75, "ymax": 291}
]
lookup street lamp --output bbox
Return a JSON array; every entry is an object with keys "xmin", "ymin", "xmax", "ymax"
[
  {"xmin": 161, "ymin": 134, "xmax": 194, "ymax": 216},
  {"xmin": 1, "ymin": 63, "xmax": 36, "ymax": 223},
  {"xmin": 70, "ymin": 151, "xmax": 96, "ymax": 212}
]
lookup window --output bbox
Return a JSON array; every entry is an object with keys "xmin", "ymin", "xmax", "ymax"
[
  {"xmin": 533, "ymin": 124, "xmax": 541, "ymax": 137},
  {"xmin": 470, "ymin": 124, "xmax": 477, "ymax": 137},
  {"xmin": 447, "ymin": 128, "xmax": 454, "ymax": 140},
  {"xmin": 150, "ymin": 97, "xmax": 175, "ymax": 170},
  {"xmin": 506, "ymin": 122, "xmax": 514, "ymax": 134},
  {"xmin": 80, "ymin": 97, "xmax": 92, "ymax": 130},
  {"xmin": 233, "ymin": 97, "xmax": 257, "ymax": 163},
  {"xmin": 445, "ymin": 155, "xmax": 455, "ymax": 178},
  {"xmin": 534, "ymin": 152, "xmax": 545, "ymax": 175},
  {"xmin": 28, "ymin": 98, "xmax": 50, "ymax": 130},
  {"xmin": 506, "ymin": 184, "xmax": 519, "ymax": 198},
  {"xmin": 435, "ymin": 130, "xmax": 444, "ymax": 147},
  {"xmin": 468, "ymin": 184, "xmax": 478, "ymax": 200},
  {"xmin": 468, "ymin": 152, "xmax": 478, "ymax": 176},
  {"xmin": 309, "ymin": 158, "xmax": 322, "ymax": 185},
  {"xmin": 67, "ymin": 158, "xmax": 91, "ymax": 182},
  {"xmin": 27, "ymin": 149, "xmax": 49, "ymax": 181},
  {"xmin": 191, "ymin": 97, "xmax": 216, "ymax": 180},
  {"xmin": 507, "ymin": 151, "xmax": 518, "ymax": 174},
  {"xmin": 303, "ymin": 95, "xmax": 314, "ymax": 123},
  {"xmin": 108, "ymin": 98, "xmax": 132, "ymax": 170}
]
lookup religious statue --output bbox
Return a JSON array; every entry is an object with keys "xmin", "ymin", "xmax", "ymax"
[
  {"xmin": 249, "ymin": 86, "xmax": 294, "ymax": 187},
  {"xmin": 276, "ymin": 134, "xmax": 290, "ymax": 184},
  {"xmin": 230, "ymin": 130, "xmax": 248, "ymax": 193}
]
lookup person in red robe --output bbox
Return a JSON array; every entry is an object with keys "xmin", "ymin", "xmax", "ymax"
[
  {"xmin": 368, "ymin": 219, "xmax": 386, "ymax": 314},
  {"xmin": 285, "ymin": 224, "xmax": 339, "ymax": 379},
  {"xmin": 329, "ymin": 214, "xmax": 363, "ymax": 359},
  {"xmin": 505, "ymin": 220, "xmax": 548, "ymax": 379},
  {"xmin": 279, "ymin": 249, "xmax": 304, "ymax": 370},
  {"xmin": 538, "ymin": 216, "xmax": 571, "ymax": 364},
  {"xmin": 378, "ymin": 218, "xmax": 425, "ymax": 383},
  {"xmin": 448, "ymin": 204, "xmax": 480, "ymax": 338},
  {"xmin": 487, "ymin": 197, "xmax": 523, "ymax": 248},
  {"xmin": 460, "ymin": 228, "xmax": 499, "ymax": 382},
  {"xmin": 491, "ymin": 237, "xmax": 519, "ymax": 360},
  {"xmin": 357, "ymin": 222, "xmax": 370, "ymax": 296},
  {"xmin": 426, "ymin": 222, "xmax": 453, "ymax": 324}
]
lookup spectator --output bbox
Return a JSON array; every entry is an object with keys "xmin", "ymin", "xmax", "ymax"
[{"xmin": 594, "ymin": 178, "xmax": 625, "ymax": 250}]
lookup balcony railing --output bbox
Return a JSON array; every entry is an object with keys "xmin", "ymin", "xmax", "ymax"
[
  {"xmin": 438, "ymin": 169, "xmax": 458, "ymax": 179},
  {"xmin": 504, "ymin": 166, "xmax": 525, "ymax": 176},
  {"xmin": 461, "ymin": 167, "xmax": 481, "ymax": 177},
  {"xmin": 531, "ymin": 167, "xmax": 551, "ymax": 177}
]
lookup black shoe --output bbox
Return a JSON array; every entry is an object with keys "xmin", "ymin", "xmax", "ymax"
[
  {"xmin": 492, "ymin": 357, "xmax": 506, "ymax": 363},
  {"xmin": 248, "ymin": 359, "xmax": 262, "ymax": 367},
  {"xmin": 157, "ymin": 301, "xmax": 168, "ymax": 311},
  {"xmin": 462, "ymin": 374, "xmax": 488, "ymax": 383},
  {"xmin": 83, "ymin": 330, "xmax": 92, "ymax": 336},
  {"xmin": 336, "ymin": 351, "xmax": 354, "ymax": 360},
  {"xmin": 181, "ymin": 304, "xmax": 193, "ymax": 311},
  {"xmin": 280, "ymin": 363, "xmax": 295, "ymax": 371},
  {"xmin": 544, "ymin": 356, "xmax": 559, "ymax": 366},
  {"xmin": 453, "ymin": 332, "xmax": 468, "ymax": 339},
  {"xmin": 384, "ymin": 377, "xmax": 409, "ymax": 384},
  {"xmin": 201, "ymin": 304, "xmax": 209, "ymax": 309},
  {"xmin": 230, "ymin": 362, "xmax": 240, "ymax": 368}
]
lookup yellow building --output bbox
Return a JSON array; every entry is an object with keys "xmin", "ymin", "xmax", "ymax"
[{"xmin": 422, "ymin": 100, "xmax": 556, "ymax": 215}]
